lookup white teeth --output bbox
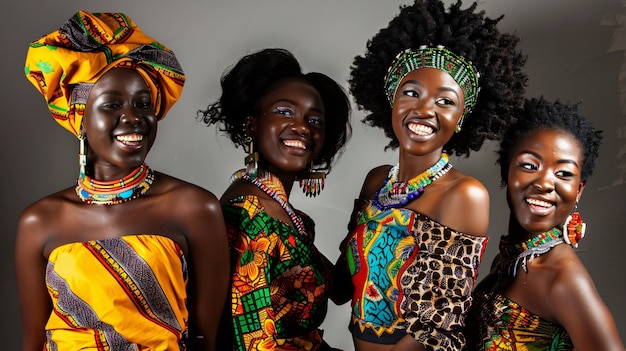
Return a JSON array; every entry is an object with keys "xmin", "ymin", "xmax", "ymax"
[
  {"xmin": 408, "ymin": 123, "xmax": 434, "ymax": 135},
  {"xmin": 283, "ymin": 140, "xmax": 307, "ymax": 149},
  {"xmin": 526, "ymin": 198, "xmax": 553, "ymax": 208},
  {"xmin": 116, "ymin": 134, "xmax": 143, "ymax": 142}
]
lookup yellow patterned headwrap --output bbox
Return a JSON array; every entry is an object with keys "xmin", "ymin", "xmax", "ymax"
[{"xmin": 24, "ymin": 11, "xmax": 185, "ymax": 137}]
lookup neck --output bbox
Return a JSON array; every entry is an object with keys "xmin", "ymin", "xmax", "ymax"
[
  {"xmin": 88, "ymin": 163, "xmax": 146, "ymax": 183},
  {"xmin": 506, "ymin": 213, "xmax": 545, "ymax": 244},
  {"xmin": 258, "ymin": 163, "xmax": 297, "ymax": 197},
  {"xmin": 499, "ymin": 226, "xmax": 564, "ymax": 277},
  {"xmin": 371, "ymin": 152, "xmax": 451, "ymax": 211},
  {"xmin": 77, "ymin": 163, "xmax": 153, "ymax": 205},
  {"xmin": 397, "ymin": 149, "xmax": 445, "ymax": 182}
]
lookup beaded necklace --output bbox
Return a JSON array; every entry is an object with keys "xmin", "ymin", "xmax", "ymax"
[
  {"xmin": 372, "ymin": 153, "xmax": 452, "ymax": 211},
  {"xmin": 234, "ymin": 168, "xmax": 307, "ymax": 237},
  {"xmin": 76, "ymin": 163, "xmax": 154, "ymax": 205},
  {"xmin": 498, "ymin": 227, "xmax": 564, "ymax": 278}
]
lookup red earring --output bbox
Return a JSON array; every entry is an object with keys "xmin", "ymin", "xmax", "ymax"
[{"xmin": 563, "ymin": 202, "xmax": 586, "ymax": 248}]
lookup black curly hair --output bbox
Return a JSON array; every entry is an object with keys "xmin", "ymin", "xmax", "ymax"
[
  {"xmin": 498, "ymin": 97, "xmax": 603, "ymax": 185},
  {"xmin": 349, "ymin": 0, "xmax": 527, "ymax": 156},
  {"xmin": 198, "ymin": 48, "xmax": 351, "ymax": 173}
]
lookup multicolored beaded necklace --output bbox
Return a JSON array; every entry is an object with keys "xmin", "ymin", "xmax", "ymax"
[
  {"xmin": 233, "ymin": 168, "xmax": 307, "ymax": 236},
  {"xmin": 372, "ymin": 153, "xmax": 452, "ymax": 211},
  {"xmin": 76, "ymin": 163, "xmax": 154, "ymax": 205},
  {"xmin": 498, "ymin": 227, "xmax": 564, "ymax": 278}
]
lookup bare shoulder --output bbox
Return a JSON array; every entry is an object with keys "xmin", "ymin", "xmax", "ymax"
[
  {"xmin": 442, "ymin": 172, "xmax": 489, "ymax": 205},
  {"xmin": 547, "ymin": 249, "xmax": 593, "ymax": 302},
  {"xmin": 17, "ymin": 188, "xmax": 75, "ymax": 240},
  {"xmin": 150, "ymin": 173, "xmax": 227, "ymax": 252},
  {"xmin": 152, "ymin": 172, "xmax": 222, "ymax": 216},
  {"xmin": 220, "ymin": 179, "xmax": 260, "ymax": 204},
  {"xmin": 359, "ymin": 165, "xmax": 393, "ymax": 200},
  {"xmin": 436, "ymin": 171, "xmax": 489, "ymax": 236},
  {"xmin": 544, "ymin": 247, "xmax": 624, "ymax": 350},
  {"xmin": 16, "ymin": 188, "xmax": 80, "ymax": 264}
]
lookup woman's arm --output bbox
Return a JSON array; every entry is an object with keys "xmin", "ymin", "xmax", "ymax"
[
  {"xmin": 550, "ymin": 260, "xmax": 625, "ymax": 351},
  {"xmin": 15, "ymin": 203, "xmax": 53, "ymax": 351},
  {"xmin": 390, "ymin": 335, "xmax": 426, "ymax": 351},
  {"xmin": 181, "ymin": 188, "xmax": 230, "ymax": 351}
]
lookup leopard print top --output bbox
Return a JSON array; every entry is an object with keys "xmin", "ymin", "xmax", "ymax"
[{"xmin": 340, "ymin": 201, "xmax": 488, "ymax": 351}]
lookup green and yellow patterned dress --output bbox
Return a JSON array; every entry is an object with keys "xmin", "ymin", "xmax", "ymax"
[
  {"xmin": 465, "ymin": 291, "xmax": 574, "ymax": 351},
  {"xmin": 221, "ymin": 195, "xmax": 333, "ymax": 351}
]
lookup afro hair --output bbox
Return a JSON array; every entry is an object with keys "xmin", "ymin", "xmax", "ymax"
[{"xmin": 350, "ymin": 0, "xmax": 527, "ymax": 156}]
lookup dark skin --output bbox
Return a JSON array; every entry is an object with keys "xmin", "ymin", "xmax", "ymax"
[
  {"xmin": 15, "ymin": 68, "xmax": 230, "ymax": 351},
  {"xmin": 221, "ymin": 78, "xmax": 326, "ymax": 216},
  {"xmin": 477, "ymin": 129, "xmax": 624, "ymax": 351},
  {"xmin": 338, "ymin": 68, "xmax": 489, "ymax": 351},
  {"xmin": 218, "ymin": 77, "xmax": 340, "ymax": 350}
]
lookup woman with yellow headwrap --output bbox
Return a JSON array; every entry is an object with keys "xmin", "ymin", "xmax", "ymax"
[{"xmin": 17, "ymin": 11, "xmax": 229, "ymax": 351}]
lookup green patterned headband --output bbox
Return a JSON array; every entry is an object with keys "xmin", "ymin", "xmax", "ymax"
[{"xmin": 384, "ymin": 46, "xmax": 480, "ymax": 117}]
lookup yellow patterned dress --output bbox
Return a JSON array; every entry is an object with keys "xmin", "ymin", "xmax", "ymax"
[{"xmin": 44, "ymin": 234, "xmax": 189, "ymax": 350}]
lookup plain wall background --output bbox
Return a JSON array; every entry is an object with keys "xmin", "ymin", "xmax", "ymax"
[{"xmin": 1, "ymin": 1, "xmax": 624, "ymax": 349}]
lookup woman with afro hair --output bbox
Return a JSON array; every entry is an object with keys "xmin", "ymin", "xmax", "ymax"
[
  {"xmin": 464, "ymin": 97, "xmax": 624, "ymax": 351},
  {"xmin": 334, "ymin": 1, "xmax": 527, "ymax": 350}
]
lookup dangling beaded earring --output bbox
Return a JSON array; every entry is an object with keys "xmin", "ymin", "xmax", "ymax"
[
  {"xmin": 244, "ymin": 136, "xmax": 258, "ymax": 177},
  {"xmin": 455, "ymin": 115, "xmax": 465, "ymax": 133},
  {"xmin": 78, "ymin": 133, "xmax": 87, "ymax": 181},
  {"xmin": 563, "ymin": 202, "xmax": 586, "ymax": 248},
  {"xmin": 298, "ymin": 163, "xmax": 326, "ymax": 197}
]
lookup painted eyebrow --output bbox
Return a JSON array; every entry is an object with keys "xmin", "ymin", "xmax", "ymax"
[
  {"xmin": 519, "ymin": 150, "xmax": 581, "ymax": 169},
  {"xmin": 399, "ymin": 79, "xmax": 461, "ymax": 100},
  {"xmin": 272, "ymin": 98, "xmax": 325, "ymax": 115}
]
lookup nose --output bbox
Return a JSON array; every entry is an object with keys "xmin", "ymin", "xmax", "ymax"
[
  {"xmin": 290, "ymin": 116, "xmax": 310, "ymax": 135},
  {"xmin": 120, "ymin": 109, "xmax": 143, "ymax": 125},
  {"xmin": 411, "ymin": 99, "xmax": 436, "ymax": 117},
  {"xmin": 533, "ymin": 171, "xmax": 555, "ymax": 193}
]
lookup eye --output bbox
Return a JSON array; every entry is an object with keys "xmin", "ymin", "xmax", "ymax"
[
  {"xmin": 555, "ymin": 170, "xmax": 576, "ymax": 178},
  {"xmin": 272, "ymin": 106, "xmax": 295, "ymax": 117},
  {"xmin": 101, "ymin": 101, "xmax": 122, "ymax": 110},
  {"xmin": 436, "ymin": 97, "xmax": 456, "ymax": 106},
  {"xmin": 136, "ymin": 100, "xmax": 152, "ymax": 109},
  {"xmin": 519, "ymin": 162, "xmax": 537, "ymax": 171},
  {"xmin": 307, "ymin": 115, "xmax": 324, "ymax": 126},
  {"xmin": 402, "ymin": 89, "xmax": 419, "ymax": 98}
]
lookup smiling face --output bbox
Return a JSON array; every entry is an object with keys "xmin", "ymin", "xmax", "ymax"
[
  {"xmin": 391, "ymin": 67, "xmax": 464, "ymax": 157},
  {"xmin": 82, "ymin": 68, "xmax": 157, "ymax": 179},
  {"xmin": 249, "ymin": 78, "xmax": 325, "ymax": 178},
  {"xmin": 507, "ymin": 129, "xmax": 586, "ymax": 236}
]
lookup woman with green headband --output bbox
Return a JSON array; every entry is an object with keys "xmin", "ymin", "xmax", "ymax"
[{"xmin": 333, "ymin": 1, "xmax": 527, "ymax": 350}]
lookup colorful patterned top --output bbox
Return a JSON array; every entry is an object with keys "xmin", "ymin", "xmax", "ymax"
[
  {"xmin": 222, "ymin": 195, "xmax": 332, "ymax": 351},
  {"xmin": 340, "ymin": 201, "xmax": 487, "ymax": 351},
  {"xmin": 465, "ymin": 292, "xmax": 574, "ymax": 351},
  {"xmin": 44, "ymin": 234, "xmax": 189, "ymax": 350}
]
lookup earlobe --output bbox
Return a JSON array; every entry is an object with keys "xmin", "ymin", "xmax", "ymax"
[
  {"xmin": 245, "ymin": 116, "xmax": 257, "ymax": 138},
  {"xmin": 577, "ymin": 181, "xmax": 586, "ymax": 201},
  {"xmin": 79, "ymin": 123, "xmax": 86, "ymax": 139}
]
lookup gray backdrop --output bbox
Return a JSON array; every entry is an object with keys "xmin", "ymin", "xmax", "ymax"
[{"xmin": 1, "ymin": 1, "xmax": 624, "ymax": 349}]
